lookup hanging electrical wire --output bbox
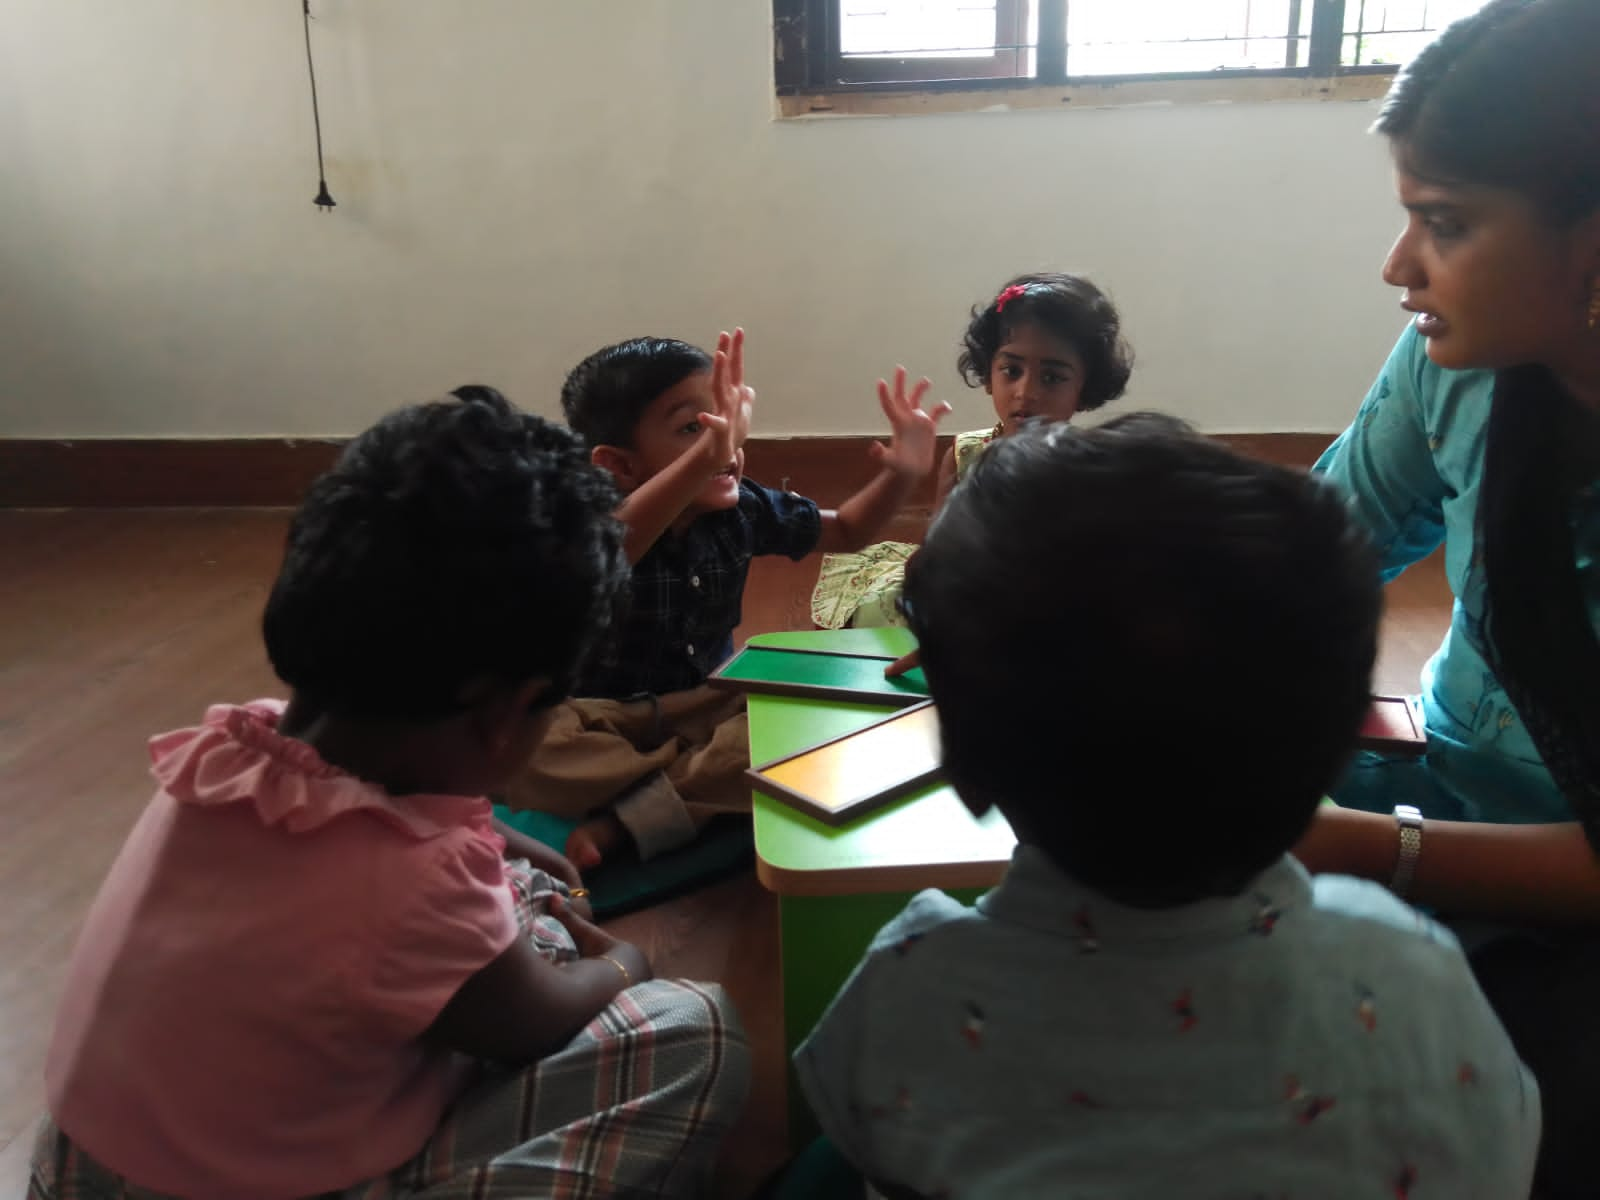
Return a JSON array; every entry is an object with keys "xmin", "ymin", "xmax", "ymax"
[{"xmin": 303, "ymin": 0, "xmax": 336, "ymax": 211}]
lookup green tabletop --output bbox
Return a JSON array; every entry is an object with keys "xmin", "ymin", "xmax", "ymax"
[{"xmin": 748, "ymin": 628, "xmax": 1015, "ymax": 897}]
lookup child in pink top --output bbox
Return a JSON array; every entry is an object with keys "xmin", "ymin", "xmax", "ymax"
[{"xmin": 30, "ymin": 388, "xmax": 748, "ymax": 1200}]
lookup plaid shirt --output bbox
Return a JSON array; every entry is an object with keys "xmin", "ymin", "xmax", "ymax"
[{"xmin": 579, "ymin": 479, "xmax": 821, "ymax": 699}]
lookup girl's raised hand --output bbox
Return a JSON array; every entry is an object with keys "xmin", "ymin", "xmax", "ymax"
[
  {"xmin": 698, "ymin": 328, "xmax": 754, "ymax": 471},
  {"xmin": 870, "ymin": 366, "xmax": 950, "ymax": 478}
]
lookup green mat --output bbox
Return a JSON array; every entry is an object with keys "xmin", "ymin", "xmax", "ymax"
[{"xmin": 493, "ymin": 805, "xmax": 753, "ymax": 918}]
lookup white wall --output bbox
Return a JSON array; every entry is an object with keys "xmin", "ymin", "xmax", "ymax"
[{"xmin": 0, "ymin": 1, "xmax": 1411, "ymax": 439}]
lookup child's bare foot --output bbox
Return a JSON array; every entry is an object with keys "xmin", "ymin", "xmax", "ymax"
[{"xmin": 565, "ymin": 811, "xmax": 630, "ymax": 870}]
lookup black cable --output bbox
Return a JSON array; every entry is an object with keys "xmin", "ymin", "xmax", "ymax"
[{"xmin": 303, "ymin": 0, "xmax": 336, "ymax": 211}]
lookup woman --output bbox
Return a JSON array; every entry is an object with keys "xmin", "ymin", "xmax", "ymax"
[{"xmin": 1296, "ymin": 1, "xmax": 1600, "ymax": 1193}]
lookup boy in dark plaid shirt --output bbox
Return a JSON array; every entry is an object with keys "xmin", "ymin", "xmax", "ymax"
[{"xmin": 502, "ymin": 329, "xmax": 948, "ymax": 867}]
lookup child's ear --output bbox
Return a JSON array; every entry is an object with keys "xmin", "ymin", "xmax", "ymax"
[
  {"xmin": 590, "ymin": 444, "xmax": 638, "ymax": 491},
  {"xmin": 471, "ymin": 677, "xmax": 554, "ymax": 758}
]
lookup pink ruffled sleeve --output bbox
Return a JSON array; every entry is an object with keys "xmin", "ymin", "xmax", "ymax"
[{"xmin": 361, "ymin": 831, "xmax": 519, "ymax": 1040}]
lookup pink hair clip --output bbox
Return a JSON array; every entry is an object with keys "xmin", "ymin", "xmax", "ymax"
[{"xmin": 995, "ymin": 284, "xmax": 1027, "ymax": 313}]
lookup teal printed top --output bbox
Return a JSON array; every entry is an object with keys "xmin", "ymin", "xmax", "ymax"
[{"xmin": 1315, "ymin": 324, "xmax": 1600, "ymax": 824}]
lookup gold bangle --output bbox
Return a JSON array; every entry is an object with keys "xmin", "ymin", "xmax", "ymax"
[
  {"xmin": 567, "ymin": 887, "xmax": 590, "ymax": 899},
  {"xmin": 598, "ymin": 953, "xmax": 634, "ymax": 989}
]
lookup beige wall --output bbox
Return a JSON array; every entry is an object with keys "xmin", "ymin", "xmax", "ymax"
[{"xmin": 0, "ymin": 1, "xmax": 1411, "ymax": 439}]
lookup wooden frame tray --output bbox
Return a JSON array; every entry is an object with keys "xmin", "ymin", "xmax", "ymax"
[
  {"xmin": 747, "ymin": 700, "xmax": 944, "ymax": 827},
  {"xmin": 1357, "ymin": 694, "xmax": 1427, "ymax": 757}
]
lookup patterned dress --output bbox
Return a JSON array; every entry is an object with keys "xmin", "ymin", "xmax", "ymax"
[{"xmin": 810, "ymin": 426, "xmax": 1000, "ymax": 629}]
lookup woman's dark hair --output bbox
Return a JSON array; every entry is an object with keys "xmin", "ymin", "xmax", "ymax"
[
  {"xmin": 903, "ymin": 414, "xmax": 1381, "ymax": 908},
  {"xmin": 1376, "ymin": 0, "xmax": 1600, "ymax": 225},
  {"xmin": 958, "ymin": 272, "xmax": 1132, "ymax": 412},
  {"xmin": 1379, "ymin": 0, "xmax": 1600, "ymax": 831},
  {"xmin": 561, "ymin": 337, "xmax": 713, "ymax": 449},
  {"xmin": 263, "ymin": 386, "xmax": 628, "ymax": 720}
]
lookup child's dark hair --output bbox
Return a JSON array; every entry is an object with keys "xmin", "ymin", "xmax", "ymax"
[
  {"xmin": 958, "ymin": 273, "xmax": 1132, "ymax": 412},
  {"xmin": 263, "ymin": 386, "xmax": 628, "ymax": 721},
  {"xmin": 1379, "ymin": 0, "xmax": 1600, "ymax": 828},
  {"xmin": 903, "ymin": 414, "xmax": 1380, "ymax": 908},
  {"xmin": 561, "ymin": 337, "xmax": 714, "ymax": 449}
]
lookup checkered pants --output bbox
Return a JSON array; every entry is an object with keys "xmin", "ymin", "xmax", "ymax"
[{"xmin": 28, "ymin": 864, "xmax": 749, "ymax": 1200}]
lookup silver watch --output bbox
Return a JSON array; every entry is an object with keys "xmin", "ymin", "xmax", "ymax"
[{"xmin": 1390, "ymin": 804, "xmax": 1424, "ymax": 897}]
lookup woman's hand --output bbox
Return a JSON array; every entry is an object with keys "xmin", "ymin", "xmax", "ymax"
[{"xmin": 1291, "ymin": 804, "xmax": 1395, "ymax": 881}]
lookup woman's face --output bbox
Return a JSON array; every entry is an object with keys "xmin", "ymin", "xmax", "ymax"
[{"xmin": 1381, "ymin": 161, "xmax": 1600, "ymax": 379}]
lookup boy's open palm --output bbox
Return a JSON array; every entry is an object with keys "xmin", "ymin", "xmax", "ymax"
[
  {"xmin": 698, "ymin": 328, "xmax": 754, "ymax": 470},
  {"xmin": 871, "ymin": 367, "xmax": 950, "ymax": 477}
]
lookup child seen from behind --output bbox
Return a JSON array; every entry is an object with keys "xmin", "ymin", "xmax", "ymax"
[
  {"xmin": 797, "ymin": 415, "xmax": 1537, "ymax": 1199},
  {"xmin": 32, "ymin": 389, "xmax": 748, "ymax": 1200}
]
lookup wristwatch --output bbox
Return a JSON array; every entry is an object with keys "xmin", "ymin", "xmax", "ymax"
[{"xmin": 1390, "ymin": 804, "xmax": 1424, "ymax": 897}]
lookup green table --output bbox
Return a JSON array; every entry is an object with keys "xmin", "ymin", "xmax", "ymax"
[{"xmin": 746, "ymin": 628, "xmax": 1016, "ymax": 1139}]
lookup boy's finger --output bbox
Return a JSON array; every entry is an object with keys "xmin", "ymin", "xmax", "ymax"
[
  {"xmin": 730, "ymin": 327, "xmax": 746, "ymax": 388},
  {"xmin": 710, "ymin": 349, "xmax": 729, "ymax": 405},
  {"xmin": 877, "ymin": 380, "xmax": 896, "ymax": 421},
  {"xmin": 907, "ymin": 377, "xmax": 933, "ymax": 410},
  {"xmin": 884, "ymin": 648, "xmax": 921, "ymax": 678}
]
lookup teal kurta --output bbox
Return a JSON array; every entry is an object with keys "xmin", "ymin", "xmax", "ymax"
[{"xmin": 1316, "ymin": 324, "xmax": 1600, "ymax": 823}]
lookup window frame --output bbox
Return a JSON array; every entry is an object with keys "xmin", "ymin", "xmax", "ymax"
[
  {"xmin": 830, "ymin": 0, "xmax": 1032, "ymax": 83},
  {"xmin": 774, "ymin": 0, "xmax": 1412, "ymax": 116}
]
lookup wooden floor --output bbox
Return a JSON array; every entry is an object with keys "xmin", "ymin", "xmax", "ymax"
[{"xmin": 0, "ymin": 507, "xmax": 1450, "ymax": 1197}]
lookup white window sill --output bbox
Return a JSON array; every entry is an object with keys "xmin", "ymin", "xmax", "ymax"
[{"xmin": 776, "ymin": 71, "xmax": 1393, "ymax": 120}]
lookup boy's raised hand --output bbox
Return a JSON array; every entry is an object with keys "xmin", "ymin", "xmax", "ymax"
[
  {"xmin": 697, "ymin": 328, "xmax": 754, "ymax": 472},
  {"xmin": 870, "ymin": 367, "xmax": 951, "ymax": 478}
]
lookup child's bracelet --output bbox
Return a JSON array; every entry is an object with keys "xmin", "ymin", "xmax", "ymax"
[{"xmin": 598, "ymin": 953, "xmax": 634, "ymax": 989}]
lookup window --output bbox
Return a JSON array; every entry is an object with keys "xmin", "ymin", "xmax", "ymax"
[{"xmin": 774, "ymin": 1, "xmax": 1493, "ymax": 113}]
